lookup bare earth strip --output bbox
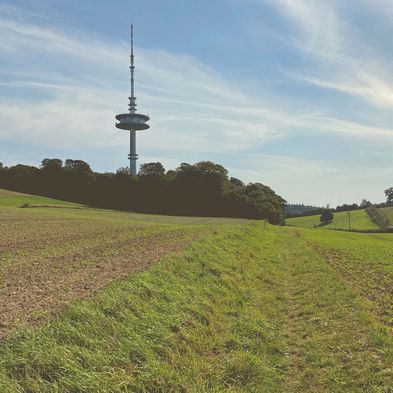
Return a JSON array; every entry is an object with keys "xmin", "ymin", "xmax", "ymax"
[
  {"xmin": 0, "ymin": 208, "xmax": 207, "ymax": 340},
  {"xmin": 0, "ymin": 209, "xmax": 158, "ymax": 256}
]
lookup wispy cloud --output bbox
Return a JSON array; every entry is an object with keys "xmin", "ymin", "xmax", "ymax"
[
  {"xmin": 231, "ymin": 152, "xmax": 393, "ymax": 206},
  {"xmin": 1, "ymin": 3, "xmax": 393, "ymax": 205},
  {"xmin": 0, "ymin": 16, "xmax": 286, "ymax": 154},
  {"xmin": 263, "ymin": 0, "xmax": 393, "ymax": 108},
  {"xmin": 2, "ymin": 9, "xmax": 393, "ymax": 159}
]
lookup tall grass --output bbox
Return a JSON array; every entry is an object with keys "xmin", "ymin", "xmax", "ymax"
[
  {"xmin": 0, "ymin": 223, "xmax": 287, "ymax": 392},
  {"xmin": 1, "ymin": 217, "xmax": 392, "ymax": 392}
]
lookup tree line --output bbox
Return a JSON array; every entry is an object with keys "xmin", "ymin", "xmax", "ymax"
[
  {"xmin": 286, "ymin": 198, "xmax": 388, "ymax": 219},
  {"xmin": 0, "ymin": 159, "xmax": 286, "ymax": 223}
]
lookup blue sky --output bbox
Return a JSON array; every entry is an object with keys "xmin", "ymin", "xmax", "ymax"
[{"xmin": 1, "ymin": 0, "xmax": 393, "ymax": 206}]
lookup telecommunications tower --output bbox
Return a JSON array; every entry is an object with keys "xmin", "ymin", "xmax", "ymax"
[{"xmin": 115, "ymin": 25, "xmax": 150, "ymax": 175}]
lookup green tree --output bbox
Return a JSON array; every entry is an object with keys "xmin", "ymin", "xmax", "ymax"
[
  {"xmin": 193, "ymin": 161, "xmax": 228, "ymax": 178},
  {"xmin": 116, "ymin": 167, "xmax": 131, "ymax": 176},
  {"xmin": 64, "ymin": 159, "xmax": 92, "ymax": 174},
  {"xmin": 139, "ymin": 162, "xmax": 165, "ymax": 178},
  {"xmin": 7, "ymin": 164, "xmax": 39, "ymax": 176},
  {"xmin": 229, "ymin": 177, "xmax": 244, "ymax": 187},
  {"xmin": 0, "ymin": 157, "xmax": 286, "ymax": 222},
  {"xmin": 41, "ymin": 158, "xmax": 63, "ymax": 174},
  {"xmin": 360, "ymin": 199, "xmax": 371, "ymax": 208},
  {"xmin": 385, "ymin": 187, "xmax": 393, "ymax": 203},
  {"xmin": 320, "ymin": 209, "xmax": 334, "ymax": 223}
]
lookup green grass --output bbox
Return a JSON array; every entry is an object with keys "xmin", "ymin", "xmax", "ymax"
[
  {"xmin": 0, "ymin": 222, "xmax": 392, "ymax": 391},
  {"xmin": 0, "ymin": 193, "xmax": 392, "ymax": 392},
  {"xmin": 281, "ymin": 227, "xmax": 393, "ymax": 392},
  {"xmin": 0, "ymin": 196, "xmax": 246, "ymax": 339},
  {"xmin": 298, "ymin": 227, "xmax": 393, "ymax": 327},
  {"xmin": 0, "ymin": 189, "xmax": 82, "ymax": 207},
  {"xmin": 0, "ymin": 224, "xmax": 288, "ymax": 392},
  {"xmin": 286, "ymin": 209, "xmax": 379, "ymax": 231}
]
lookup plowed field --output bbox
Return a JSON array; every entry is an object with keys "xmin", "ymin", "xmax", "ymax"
[
  {"xmin": 0, "ymin": 190, "xmax": 392, "ymax": 392},
  {"xmin": 0, "ymin": 191, "xmax": 242, "ymax": 339}
]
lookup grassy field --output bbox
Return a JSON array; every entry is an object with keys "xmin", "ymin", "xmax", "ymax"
[
  {"xmin": 0, "ymin": 190, "xmax": 248, "ymax": 342},
  {"xmin": 0, "ymin": 189, "xmax": 82, "ymax": 207},
  {"xmin": 286, "ymin": 208, "xmax": 379, "ymax": 230},
  {"xmin": 0, "ymin": 191, "xmax": 392, "ymax": 392},
  {"xmin": 299, "ymin": 228, "xmax": 393, "ymax": 328}
]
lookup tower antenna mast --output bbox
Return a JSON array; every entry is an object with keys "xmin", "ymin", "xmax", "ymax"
[
  {"xmin": 115, "ymin": 24, "xmax": 150, "ymax": 175},
  {"xmin": 129, "ymin": 24, "xmax": 135, "ymax": 113}
]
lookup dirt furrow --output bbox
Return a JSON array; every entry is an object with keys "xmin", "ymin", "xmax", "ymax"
[{"xmin": 0, "ymin": 229, "xmax": 199, "ymax": 340}]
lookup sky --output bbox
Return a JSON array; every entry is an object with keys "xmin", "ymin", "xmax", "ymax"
[{"xmin": 0, "ymin": 0, "xmax": 393, "ymax": 206}]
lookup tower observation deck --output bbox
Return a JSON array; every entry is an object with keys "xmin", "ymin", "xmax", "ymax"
[{"xmin": 115, "ymin": 25, "xmax": 150, "ymax": 175}]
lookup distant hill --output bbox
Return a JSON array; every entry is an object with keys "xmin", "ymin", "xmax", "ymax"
[{"xmin": 286, "ymin": 209, "xmax": 379, "ymax": 231}]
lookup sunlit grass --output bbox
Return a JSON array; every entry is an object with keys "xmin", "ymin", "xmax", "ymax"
[
  {"xmin": 286, "ymin": 209, "xmax": 379, "ymax": 230},
  {"xmin": 0, "ymin": 224, "xmax": 287, "ymax": 392},
  {"xmin": 0, "ymin": 189, "xmax": 81, "ymax": 207},
  {"xmin": 0, "ymin": 195, "xmax": 392, "ymax": 392}
]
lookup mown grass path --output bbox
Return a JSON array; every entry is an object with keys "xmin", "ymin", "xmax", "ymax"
[
  {"xmin": 281, "ymin": 228, "xmax": 392, "ymax": 392},
  {"xmin": 301, "ymin": 229, "xmax": 393, "ymax": 329}
]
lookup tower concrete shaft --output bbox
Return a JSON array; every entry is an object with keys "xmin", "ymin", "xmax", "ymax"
[
  {"xmin": 128, "ymin": 25, "xmax": 137, "ymax": 175},
  {"xmin": 129, "ymin": 130, "xmax": 137, "ymax": 175},
  {"xmin": 115, "ymin": 24, "xmax": 150, "ymax": 176}
]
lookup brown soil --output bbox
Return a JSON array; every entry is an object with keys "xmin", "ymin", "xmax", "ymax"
[{"xmin": 0, "ymin": 228, "xmax": 201, "ymax": 340}]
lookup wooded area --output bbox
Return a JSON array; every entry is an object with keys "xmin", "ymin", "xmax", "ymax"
[{"xmin": 0, "ymin": 159, "xmax": 286, "ymax": 223}]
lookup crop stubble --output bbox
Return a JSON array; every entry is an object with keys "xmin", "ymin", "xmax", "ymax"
[
  {"xmin": 303, "ymin": 232, "xmax": 393, "ymax": 329},
  {"xmin": 0, "ymin": 208, "xmax": 207, "ymax": 340}
]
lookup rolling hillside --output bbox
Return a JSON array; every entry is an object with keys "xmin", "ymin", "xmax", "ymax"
[
  {"xmin": 285, "ymin": 209, "xmax": 379, "ymax": 231},
  {"xmin": 0, "ymin": 191, "xmax": 392, "ymax": 392},
  {"xmin": 0, "ymin": 189, "xmax": 82, "ymax": 207}
]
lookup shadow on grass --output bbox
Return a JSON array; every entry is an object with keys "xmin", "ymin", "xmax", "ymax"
[
  {"xmin": 317, "ymin": 221, "xmax": 332, "ymax": 228},
  {"xmin": 19, "ymin": 203, "xmax": 88, "ymax": 210}
]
